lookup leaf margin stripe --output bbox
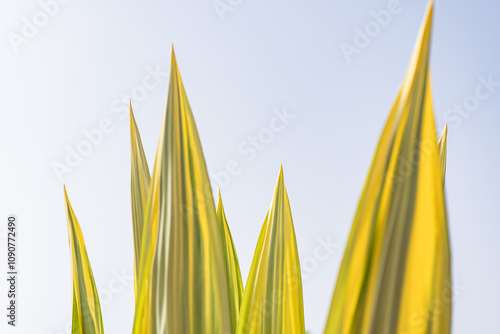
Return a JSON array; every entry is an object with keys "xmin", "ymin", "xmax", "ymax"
[
  {"xmin": 236, "ymin": 166, "xmax": 305, "ymax": 334},
  {"xmin": 130, "ymin": 102, "xmax": 151, "ymax": 295},
  {"xmin": 217, "ymin": 190, "xmax": 244, "ymax": 330},
  {"xmin": 64, "ymin": 186, "xmax": 104, "ymax": 334},
  {"xmin": 133, "ymin": 47, "xmax": 233, "ymax": 333}
]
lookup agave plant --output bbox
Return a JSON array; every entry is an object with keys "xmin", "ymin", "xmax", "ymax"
[
  {"xmin": 236, "ymin": 166, "xmax": 305, "ymax": 334},
  {"xmin": 63, "ymin": 1, "xmax": 451, "ymax": 333},
  {"xmin": 323, "ymin": 3, "xmax": 451, "ymax": 333},
  {"xmin": 63, "ymin": 187, "xmax": 104, "ymax": 334}
]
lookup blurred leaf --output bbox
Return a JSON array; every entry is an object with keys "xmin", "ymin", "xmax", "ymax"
[
  {"xmin": 438, "ymin": 124, "xmax": 448, "ymax": 183},
  {"xmin": 236, "ymin": 166, "xmax": 305, "ymax": 334},
  {"xmin": 130, "ymin": 103, "xmax": 151, "ymax": 295},
  {"xmin": 217, "ymin": 191, "xmax": 244, "ymax": 330},
  {"xmin": 133, "ymin": 48, "xmax": 233, "ymax": 333},
  {"xmin": 64, "ymin": 187, "xmax": 104, "ymax": 334},
  {"xmin": 324, "ymin": 2, "xmax": 451, "ymax": 333}
]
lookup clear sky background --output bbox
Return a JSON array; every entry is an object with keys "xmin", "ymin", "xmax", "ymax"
[{"xmin": 0, "ymin": 0, "xmax": 499, "ymax": 333}]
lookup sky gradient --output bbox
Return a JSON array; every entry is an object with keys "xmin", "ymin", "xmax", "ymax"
[{"xmin": 0, "ymin": 0, "xmax": 499, "ymax": 333}]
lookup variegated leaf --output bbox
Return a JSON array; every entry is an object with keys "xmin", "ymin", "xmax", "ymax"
[
  {"xmin": 324, "ymin": 2, "xmax": 451, "ymax": 333},
  {"xmin": 236, "ymin": 167, "xmax": 305, "ymax": 334},
  {"xmin": 130, "ymin": 102, "xmax": 151, "ymax": 294},
  {"xmin": 217, "ymin": 191, "xmax": 244, "ymax": 330},
  {"xmin": 64, "ymin": 187, "xmax": 104, "ymax": 334},
  {"xmin": 133, "ymin": 48, "xmax": 233, "ymax": 334}
]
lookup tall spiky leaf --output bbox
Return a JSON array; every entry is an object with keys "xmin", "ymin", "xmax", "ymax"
[
  {"xmin": 217, "ymin": 191, "xmax": 244, "ymax": 330},
  {"xmin": 133, "ymin": 48, "xmax": 233, "ymax": 333},
  {"xmin": 438, "ymin": 123, "xmax": 448, "ymax": 182},
  {"xmin": 324, "ymin": 2, "xmax": 451, "ymax": 333},
  {"xmin": 236, "ymin": 167, "xmax": 305, "ymax": 334},
  {"xmin": 130, "ymin": 102, "xmax": 151, "ymax": 293},
  {"xmin": 64, "ymin": 187, "xmax": 104, "ymax": 334}
]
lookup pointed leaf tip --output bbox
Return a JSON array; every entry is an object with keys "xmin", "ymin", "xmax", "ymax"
[
  {"xmin": 438, "ymin": 124, "xmax": 448, "ymax": 183},
  {"xmin": 170, "ymin": 46, "xmax": 178, "ymax": 68},
  {"xmin": 216, "ymin": 194, "xmax": 244, "ymax": 331},
  {"xmin": 324, "ymin": 5, "xmax": 450, "ymax": 333},
  {"xmin": 129, "ymin": 101, "xmax": 151, "ymax": 297},
  {"xmin": 133, "ymin": 50, "xmax": 233, "ymax": 333},
  {"xmin": 277, "ymin": 165, "xmax": 284, "ymax": 184},
  {"xmin": 64, "ymin": 191, "xmax": 104, "ymax": 334},
  {"xmin": 236, "ymin": 170, "xmax": 305, "ymax": 334},
  {"xmin": 129, "ymin": 103, "xmax": 135, "ymax": 126}
]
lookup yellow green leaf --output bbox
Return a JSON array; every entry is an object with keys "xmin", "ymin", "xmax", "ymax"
[
  {"xmin": 133, "ymin": 48, "xmax": 233, "ymax": 333},
  {"xmin": 217, "ymin": 191, "xmax": 244, "ymax": 330},
  {"xmin": 236, "ymin": 166, "xmax": 305, "ymax": 334},
  {"xmin": 64, "ymin": 187, "xmax": 104, "ymax": 334},
  {"xmin": 130, "ymin": 102, "xmax": 151, "ymax": 294},
  {"xmin": 324, "ymin": 2, "xmax": 451, "ymax": 334},
  {"xmin": 438, "ymin": 123, "xmax": 448, "ymax": 182}
]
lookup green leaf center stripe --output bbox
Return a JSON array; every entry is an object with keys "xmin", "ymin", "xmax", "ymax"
[
  {"xmin": 236, "ymin": 167, "xmax": 305, "ymax": 334},
  {"xmin": 133, "ymin": 47, "xmax": 233, "ymax": 334},
  {"xmin": 324, "ymin": 2, "xmax": 451, "ymax": 333}
]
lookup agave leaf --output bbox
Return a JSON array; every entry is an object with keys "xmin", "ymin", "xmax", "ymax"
[
  {"xmin": 64, "ymin": 187, "xmax": 104, "ymax": 334},
  {"xmin": 133, "ymin": 48, "xmax": 233, "ymax": 333},
  {"xmin": 130, "ymin": 102, "xmax": 151, "ymax": 294},
  {"xmin": 438, "ymin": 123, "xmax": 448, "ymax": 182},
  {"xmin": 324, "ymin": 2, "xmax": 451, "ymax": 334},
  {"xmin": 236, "ymin": 166, "xmax": 305, "ymax": 334},
  {"xmin": 217, "ymin": 191, "xmax": 244, "ymax": 330}
]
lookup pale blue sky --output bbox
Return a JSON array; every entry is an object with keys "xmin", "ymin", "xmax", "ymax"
[{"xmin": 0, "ymin": 0, "xmax": 499, "ymax": 333}]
